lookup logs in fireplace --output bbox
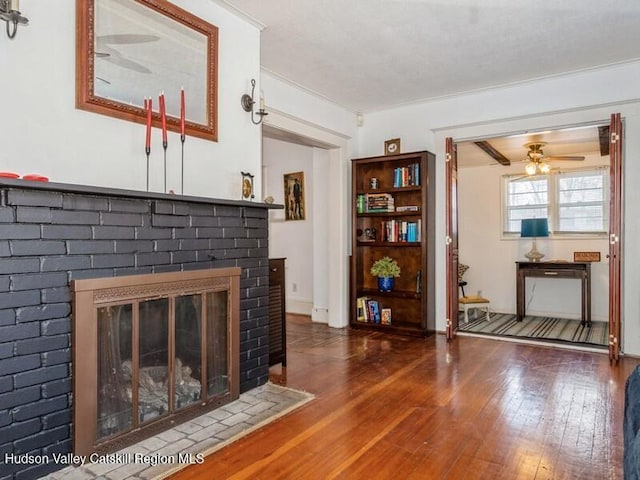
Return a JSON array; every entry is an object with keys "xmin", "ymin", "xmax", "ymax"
[{"xmin": 72, "ymin": 268, "xmax": 240, "ymax": 456}]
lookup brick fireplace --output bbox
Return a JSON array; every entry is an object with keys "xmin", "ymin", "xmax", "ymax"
[{"xmin": 0, "ymin": 180, "xmax": 277, "ymax": 480}]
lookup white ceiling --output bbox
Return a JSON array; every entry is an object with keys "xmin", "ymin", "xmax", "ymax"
[{"xmin": 221, "ymin": 0, "xmax": 640, "ymax": 113}]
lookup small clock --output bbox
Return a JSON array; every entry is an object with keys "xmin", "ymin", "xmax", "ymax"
[
  {"xmin": 384, "ymin": 138, "xmax": 401, "ymax": 155},
  {"xmin": 241, "ymin": 171, "xmax": 254, "ymax": 200}
]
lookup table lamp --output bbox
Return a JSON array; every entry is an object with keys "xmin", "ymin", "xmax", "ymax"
[{"xmin": 521, "ymin": 218, "xmax": 549, "ymax": 262}]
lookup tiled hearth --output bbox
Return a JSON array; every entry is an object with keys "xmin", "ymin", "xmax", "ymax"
[{"xmin": 0, "ymin": 180, "xmax": 279, "ymax": 480}]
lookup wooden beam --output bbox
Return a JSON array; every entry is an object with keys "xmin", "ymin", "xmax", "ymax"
[{"xmin": 474, "ymin": 140, "xmax": 511, "ymax": 165}]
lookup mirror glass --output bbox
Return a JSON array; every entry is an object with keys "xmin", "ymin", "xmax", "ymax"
[{"xmin": 77, "ymin": 0, "xmax": 218, "ymax": 141}]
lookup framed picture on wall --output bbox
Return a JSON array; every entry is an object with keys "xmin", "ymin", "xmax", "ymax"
[{"xmin": 284, "ymin": 171, "xmax": 305, "ymax": 221}]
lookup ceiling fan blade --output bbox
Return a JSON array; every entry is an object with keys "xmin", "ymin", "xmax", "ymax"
[
  {"xmin": 97, "ymin": 34, "xmax": 160, "ymax": 45},
  {"xmin": 102, "ymin": 55, "xmax": 152, "ymax": 74},
  {"xmin": 474, "ymin": 140, "xmax": 511, "ymax": 166},
  {"xmin": 545, "ymin": 155, "xmax": 585, "ymax": 161}
]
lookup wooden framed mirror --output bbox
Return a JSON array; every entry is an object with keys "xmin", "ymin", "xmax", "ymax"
[{"xmin": 76, "ymin": 0, "xmax": 218, "ymax": 141}]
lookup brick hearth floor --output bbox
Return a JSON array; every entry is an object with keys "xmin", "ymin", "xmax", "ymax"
[{"xmin": 45, "ymin": 383, "xmax": 314, "ymax": 480}]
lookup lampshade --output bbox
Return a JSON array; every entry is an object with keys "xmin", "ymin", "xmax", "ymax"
[{"xmin": 521, "ymin": 218, "xmax": 549, "ymax": 238}]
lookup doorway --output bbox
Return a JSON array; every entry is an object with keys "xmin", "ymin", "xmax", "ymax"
[{"xmin": 453, "ymin": 123, "xmax": 613, "ymax": 349}]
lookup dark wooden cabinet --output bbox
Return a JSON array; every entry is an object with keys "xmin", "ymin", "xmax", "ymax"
[
  {"xmin": 350, "ymin": 151, "xmax": 435, "ymax": 336},
  {"xmin": 268, "ymin": 258, "xmax": 286, "ymax": 366}
]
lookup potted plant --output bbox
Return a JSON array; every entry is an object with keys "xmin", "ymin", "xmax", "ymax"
[{"xmin": 370, "ymin": 256, "xmax": 401, "ymax": 292}]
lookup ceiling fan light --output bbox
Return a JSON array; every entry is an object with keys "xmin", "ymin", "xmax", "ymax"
[
  {"xmin": 540, "ymin": 162, "xmax": 551, "ymax": 174},
  {"xmin": 525, "ymin": 162, "xmax": 537, "ymax": 175}
]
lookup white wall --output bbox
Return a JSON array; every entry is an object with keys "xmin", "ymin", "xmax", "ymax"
[
  {"xmin": 458, "ymin": 154, "xmax": 609, "ymax": 321},
  {"xmin": 0, "ymin": 0, "xmax": 262, "ymax": 200},
  {"xmin": 263, "ymin": 137, "xmax": 315, "ymax": 315}
]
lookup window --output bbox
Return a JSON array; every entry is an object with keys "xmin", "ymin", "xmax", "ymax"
[{"xmin": 503, "ymin": 167, "xmax": 608, "ymax": 235}]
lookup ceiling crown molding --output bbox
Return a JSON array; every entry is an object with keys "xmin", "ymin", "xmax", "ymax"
[{"xmin": 210, "ymin": 0, "xmax": 266, "ymax": 30}]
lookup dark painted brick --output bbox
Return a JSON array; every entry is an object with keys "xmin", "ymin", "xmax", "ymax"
[
  {"xmin": 7, "ymin": 190, "xmax": 63, "ymax": 208},
  {"xmin": 43, "ymin": 438, "xmax": 72, "ymax": 456},
  {"xmin": 246, "ymin": 326, "xmax": 268, "ymax": 340},
  {"xmin": 51, "ymin": 210, "xmax": 100, "ymax": 225},
  {"xmin": 244, "ymin": 208, "xmax": 268, "ymax": 219},
  {"xmin": 41, "ymin": 377, "xmax": 71, "ymax": 399},
  {"xmin": 1, "ymin": 224, "xmax": 40, "ymax": 239},
  {"xmin": 42, "ymin": 408, "xmax": 71, "ymax": 429},
  {"xmin": 100, "ymin": 212, "xmax": 143, "ymax": 226},
  {"xmin": 236, "ymin": 259, "xmax": 262, "ymax": 270},
  {"xmin": 152, "ymin": 201, "xmax": 173, "ymax": 214},
  {"xmin": 91, "ymin": 226, "xmax": 135, "ymax": 239},
  {"xmin": 41, "ymin": 255, "xmax": 91, "ymax": 272},
  {"xmin": 0, "ymin": 385, "xmax": 40, "ymax": 410},
  {"xmin": 223, "ymin": 227, "xmax": 249, "ymax": 238},
  {"xmin": 214, "ymin": 205, "xmax": 242, "ymax": 217},
  {"xmin": 12, "ymin": 395, "xmax": 68, "ymax": 422},
  {"xmin": 66, "ymin": 240, "xmax": 114, "ymax": 254},
  {"xmin": 171, "ymin": 251, "xmax": 197, "ymax": 264},
  {"xmin": 110, "ymin": 198, "xmax": 150, "ymax": 213},
  {"xmin": 0, "ymin": 276, "xmax": 8, "ymax": 292},
  {"xmin": 179, "ymin": 239, "xmax": 210, "ymax": 251},
  {"xmin": 115, "ymin": 240, "xmax": 153, "ymax": 253},
  {"xmin": 0, "ymin": 241, "xmax": 10, "ymax": 257},
  {"xmin": 174, "ymin": 228, "xmax": 197, "ymax": 238},
  {"xmin": 136, "ymin": 251, "xmax": 171, "ymax": 266},
  {"xmin": 15, "ymin": 335, "xmax": 68, "ymax": 356},
  {"xmin": 173, "ymin": 203, "xmax": 190, "ymax": 215},
  {"xmin": 14, "ymin": 424, "xmax": 68, "ymax": 454},
  {"xmin": 0, "ymin": 258, "xmax": 39, "ymax": 276},
  {"xmin": 187, "ymin": 204, "xmax": 214, "ymax": 216},
  {"xmin": 218, "ymin": 217, "xmax": 243, "ymax": 228},
  {"xmin": 190, "ymin": 216, "xmax": 219, "ymax": 227},
  {"xmin": 135, "ymin": 227, "xmax": 173, "ymax": 240},
  {"xmin": 92, "ymin": 254, "xmax": 134, "ymax": 269},
  {"xmin": 247, "ymin": 228, "xmax": 268, "ymax": 239},
  {"xmin": 211, "ymin": 239, "xmax": 236, "ymax": 249},
  {"xmin": 0, "ymin": 291, "xmax": 41, "ymax": 309},
  {"xmin": 40, "ymin": 318, "xmax": 71, "ymax": 336},
  {"xmin": 153, "ymin": 264, "xmax": 181, "ymax": 274},
  {"xmin": 152, "ymin": 214, "xmax": 188, "ymax": 227},
  {"xmin": 16, "ymin": 207, "xmax": 52, "ymax": 223},
  {"xmin": 248, "ymin": 345, "xmax": 269, "ymax": 359},
  {"xmin": 235, "ymin": 239, "xmax": 260, "ymax": 248},
  {"xmin": 62, "ymin": 194, "xmax": 109, "ymax": 211},
  {"xmin": 114, "ymin": 266, "xmax": 153, "ymax": 276},
  {"xmin": 1, "ymin": 418, "xmax": 41, "ymax": 443},
  {"xmin": 41, "ymin": 349, "xmax": 70, "ymax": 367},
  {"xmin": 0, "ymin": 376, "xmax": 13, "ymax": 394},
  {"xmin": 10, "ymin": 240, "xmax": 65, "ymax": 256},
  {"xmin": 11, "ymin": 272, "xmax": 68, "ymax": 291},
  {"xmin": 67, "ymin": 268, "xmax": 113, "ymax": 280},
  {"xmin": 14, "ymin": 364, "xmax": 68, "ymax": 389},
  {"xmin": 17, "ymin": 303, "xmax": 70, "ymax": 324},
  {"xmin": 41, "ymin": 287, "xmax": 71, "ymax": 304},
  {"xmin": 154, "ymin": 239, "xmax": 181, "ymax": 251},
  {"xmin": 196, "ymin": 226, "xmax": 223, "ymax": 238},
  {"xmin": 42, "ymin": 225, "xmax": 92, "ymax": 240},
  {"xmin": 0, "ymin": 206, "xmax": 15, "ymax": 222},
  {"xmin": 245, "ymin": 217, "xmax": 267, "ymax": 229},
  {"xmin": 0, "ymin": 410, "xmax": 10, "ymax": 427},
  {"xmin": 0, "ymin": 343, "xmax": 14, "ymax": 359},
  {"xmin": 0, "ymin": 353, "xmax": 41, "ymax": 377},
  {"xmin": 248, "ymin": 248, "xmax": 269, "ymax": 258}
]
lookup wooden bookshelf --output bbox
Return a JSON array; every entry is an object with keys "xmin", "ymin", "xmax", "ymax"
[{"xmin": 350, "ymin": 151, "xmax": 436, "ymax": 336}]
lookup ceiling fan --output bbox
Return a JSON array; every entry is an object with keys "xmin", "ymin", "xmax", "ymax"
[
  {"xmin": 523, "ymin": 142, "xmax": 585, "ymax": 175},
  {"xmin": 95, "ymin": 34, "xmax": 160, "ymax": 74}
]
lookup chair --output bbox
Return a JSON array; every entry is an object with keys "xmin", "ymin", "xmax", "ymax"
[{"xmin": 457, "ymin": 263, "xmax": 491, "ymax": 323}]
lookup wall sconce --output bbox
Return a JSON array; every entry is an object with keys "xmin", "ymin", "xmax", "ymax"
[
  {"xmin": 241, "ymin": 79, "xmax": 268, "ymax": 125},
  {"xmin": 0, "ymin": 0, "xmax": 28, "ymax": 39}
]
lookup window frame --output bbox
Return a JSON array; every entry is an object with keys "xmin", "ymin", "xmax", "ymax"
[{"xmin": 501, "ymin": 166, "xmax": 609, "ymax": 239}]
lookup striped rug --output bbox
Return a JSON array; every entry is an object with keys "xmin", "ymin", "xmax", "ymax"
[{"xmin": 458, "ymin": 311, "xmax": 609, "ymax": 347}]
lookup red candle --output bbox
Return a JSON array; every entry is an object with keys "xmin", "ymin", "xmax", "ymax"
[
  {"xmin": 159, "ymin": 93, "xmax": 167, "ymax": 147},
  {"xmin": 180, "ymin": 87, "xmax": 186, "ymax": 139},
  {"xmin": 145, "ymin": 97, "xmax": 152, "ymax": 151}
]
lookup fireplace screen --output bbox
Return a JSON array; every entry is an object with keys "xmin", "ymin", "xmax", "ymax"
[{"xmin": 73, "ymin": 268, "xmax": 240, "ymax": 456}]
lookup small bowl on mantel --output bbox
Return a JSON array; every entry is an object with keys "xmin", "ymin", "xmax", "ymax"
[
  {"xmin": 22, "ymin": 174, "xmax": 49, "ymax": 182},
  {"xmin": 0, "ymin": 172, "xmax": 20, "ymax": 179}
]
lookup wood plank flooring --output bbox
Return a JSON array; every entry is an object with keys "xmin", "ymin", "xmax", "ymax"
[{"xmin": 169, "ymin": 314, "xmax": 639, "ymax": 480}]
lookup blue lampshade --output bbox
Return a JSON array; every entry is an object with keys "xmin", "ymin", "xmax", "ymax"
[{"xmin": 521, "ymin": 218, "xmax": 549, "ymax": 238}]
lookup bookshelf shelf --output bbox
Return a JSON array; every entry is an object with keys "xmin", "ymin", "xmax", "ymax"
[{"xmin": 350, "ymin": 150, "xmax": 436, "ymax": 336}]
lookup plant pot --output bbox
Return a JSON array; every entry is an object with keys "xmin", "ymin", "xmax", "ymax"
[{"xmin": 378, "ymin": 277, "xmax": 394, "ymax": 292}]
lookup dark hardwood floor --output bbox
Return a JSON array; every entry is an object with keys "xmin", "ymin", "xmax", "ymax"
[{"xmin": 170, "ymin": 314, "xmax": 638, "ymax": 479}]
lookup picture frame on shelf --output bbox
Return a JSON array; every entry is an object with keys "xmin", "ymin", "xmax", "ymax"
[
  {"xmin": 284, "ymin": 171, "xmax": 305, "ymax": 221},
  {"xmin": 384, "ymin": 138, "xmax": 401, "ymax": 155}
]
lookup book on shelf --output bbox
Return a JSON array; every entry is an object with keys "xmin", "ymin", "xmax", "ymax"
[
  {"xmin": 380, "ymin": 219, "xmax": 421, "ymax": 243},
  {"xmin": 356, "ymin": 297, "xmax": 367, "ymax": 322},
  {"xmin": 393, "ymin": 163, "xmax": 421, "ymax": 188},
  {"xmin": 395, "ymin": 205, "xmax": 420, "ymax": 212},
  {"xmin": 381, "ymin": 308, "xmax": 392, "ymax": 325}
]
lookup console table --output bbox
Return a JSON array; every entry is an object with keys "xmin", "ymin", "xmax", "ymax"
[{"xmin": 516, "ymin": 262, "xmax": 591, "ymax": 326}]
